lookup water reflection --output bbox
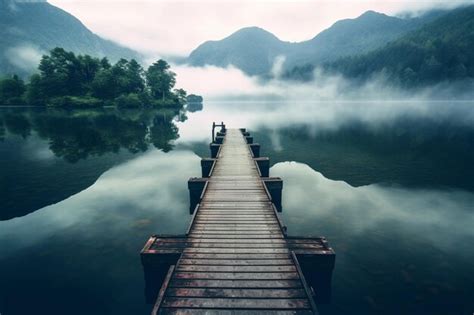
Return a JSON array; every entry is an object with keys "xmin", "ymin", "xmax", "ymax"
[
  {"xmin": 0, "ymin": 108, "xmax": 183, "ymax": 220},
  {"xmin": 0, "ymin": 150, "xmax": 200, "ymax": 315},
  {"xmin": 273, "ymin": 162, "xmax": 474, "ymax": 315},
  {"xmin": 1, "ymin": 100, "xmax": 474, "ymax": 315},
  {"xmin": 179, "ymin": 101, "xmax": 474, "ymax": 191},
  {"xmin": 1, "ymin": 108, "xmax": 182, "ymax": 162}
]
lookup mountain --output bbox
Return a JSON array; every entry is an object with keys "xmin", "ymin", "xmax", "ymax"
[
  {"xmin": 322, "ymin": 5, "xmax": 474, "ymax": 87},
  {"xmin": 0, "ymin": 0, "xmax": 139, "ymax": 77},
  {"xmin": 188, "ymin": 27, "xmax": 293, "ymax": 76},
  {"xmin": 186, "ymin": 11, "xmax": 439, "ymax": 76}
]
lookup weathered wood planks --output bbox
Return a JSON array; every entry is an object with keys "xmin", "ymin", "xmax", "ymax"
[{"xmin": 142, "ymin": 127, "xmax": 335, "ymax": 313}]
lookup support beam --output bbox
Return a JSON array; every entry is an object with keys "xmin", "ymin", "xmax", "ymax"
[
  {"xmin": 200, "ymin": 158, "xmax": 216, "ymax": 177},
  {"xmin": 209, "ymin": 143, "xmax": 221, "ymax": 158},
  {"xmin": 254, "ymin": 157, "xmax": 270, "ymax": 177},
  {"xmin": 249, "ymin": 143, "xmax": 260, "ymax": 158},
  {"xmin": 187, "ymin": 177, "xmax": 208, "ymax": 213},
  {"xmin": 214, "ymin": 136, "xmax": 225, "ymax": 144},
  {"xmin": 140, "ymin": 235, "xmax": 184, "ymax": 303},
  {"xmin": 263, "ymin": 177, "xmax": 283, "ymax": 212},
  {"xmin": 288, "ymin": 236, "xmax": 336, "ymax": 304}
]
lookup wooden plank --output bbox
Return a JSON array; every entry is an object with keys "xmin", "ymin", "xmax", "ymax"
[
  {"xmin": 151, "ymin": 265, "xmax": 175, "ymax": 315},
  {"xmin": 169, "ymin": 279, "xmax": 303, "ymax": 289},
  {"xmin": 180, "ymin": 253, "xmax": 291, "ymax": 260},
  {"xmin": 161, "ymin": 297, "xmax": 311, "ymax": 309},
  {"xmin": 178, "ymin": 259, "xmax": 294, "ymax": 266},
  {"xmin": 182, "ymin": 248, "xmax": 290, "ymax": 254},
  {"xmin": 159, "ymin": 309, "xmax": 313, "ymax": 315},
  {"xmin": 165, "ymin": 288, "xmax": 306, "ymax": 298},
  {"xmin": 176, "ymin": 265, "xmax": 297, "ymax": 272}
]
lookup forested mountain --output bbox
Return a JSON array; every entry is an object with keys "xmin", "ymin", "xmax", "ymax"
[
  {"xmin": 320, "ymin": 6, "xmax": 474, "ymax": 87},
  {"xmin": 188, "ymin": 27, "xmax": 293, "ymax": 76},
  {"xmin": 186, "ymin": 11, "xmax": 439, "ymax": 76},
  {"xmin": 0, "ymin": 0, "xmax": 138, "ymax": 77}
]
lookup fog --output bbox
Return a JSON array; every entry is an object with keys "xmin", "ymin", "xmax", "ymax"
[
  {"xmin": 173, "ymin": 61, "xmax": 474, "ymax": 102},
  {"xmin": 5, "ymin": 43, "xmax": 44, "ymax": 72},
  {"xmin": 176, "ymin": 98, "xmax": 474, "ymax": 143}
]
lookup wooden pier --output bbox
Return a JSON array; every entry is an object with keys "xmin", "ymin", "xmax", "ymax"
[{"xmin": 141, "ymin": 124, "xmax": 335, "ymax": 314}]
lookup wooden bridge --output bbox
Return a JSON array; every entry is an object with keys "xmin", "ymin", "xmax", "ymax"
[{"xmin": 141, "ymin": 124, "xmax": 335, "ymax": 314}]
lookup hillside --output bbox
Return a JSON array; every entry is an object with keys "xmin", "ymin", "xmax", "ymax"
[
  {"xmin": 186, "ymin": 11, "xmax": 438, "ymax": 76},
  {"xmin": 0, "ymin": 0, "xmax": 139, "ymax": 77},
  {"xmin": 322, "ymin": 6, "xmax": 474, "ymax": 87},
  {"xmin": 188, "ymin": 27, "xmax": 293, "ymax": 76}
]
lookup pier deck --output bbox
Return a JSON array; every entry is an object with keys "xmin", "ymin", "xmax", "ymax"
[{"xmin": 142, "ymin": 127, "xmax": 335, "ymax": 314}]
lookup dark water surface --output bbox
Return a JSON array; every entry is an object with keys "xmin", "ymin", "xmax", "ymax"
[{"xmin": 1, "ymin": 102, "xmax": 473, "ymax": 315}]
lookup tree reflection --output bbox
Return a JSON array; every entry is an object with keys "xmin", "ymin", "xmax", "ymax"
[{"xmin": 0, "ymin": 108, "xmax": 183, "ymax": 163}]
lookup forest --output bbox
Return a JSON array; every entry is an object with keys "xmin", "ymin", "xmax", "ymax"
[
  {"xmin": 0, "ymin": 48, "xmax": 187, "ymax": 108},
  {"xmin": 284, "ymin": 6, "xmax": 474, "ymax": 88}
]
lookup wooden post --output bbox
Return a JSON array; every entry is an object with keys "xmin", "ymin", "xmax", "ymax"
[
  {"xmin": 263, "ymin": 177, "xmax": 283, "ymax": 212},
  {"xmin": 209, "ymin": 143, "xmax": 221, "ymax": 158},
  {"xmin": 239, "ymin": 128, "xmax": 246, "ymax": 133},
  {"xmin": 254, "ymin": 157, "xmax": 270, "ymax": 177},
  {"xmin": 200, "ymin": 158, "xmax": 216, "ymax": 177},
  {"xmin": 245, "ymin": 136, "xmax": 253, "ymax": 144},
  {"xmin": 249, "ymin": 143, "xmax": 260, "ymax": 158},
  {"xmin": 214, "ymin": 136, "xmax": 225, "ymax": 144},
  {"xmin": 288, "ymin": 236, "xmax": 336, "ymax": 304},
  {"xmin": 211, "ymin": 122, "xmax": 215, "ymax": 143},
  {"xmin": 140, "ymin": 235, "xmax": 184, "ymax": 303},
  {"xmin": 187, "ymin": 178, "xmax": 208, "ymax": 213}
]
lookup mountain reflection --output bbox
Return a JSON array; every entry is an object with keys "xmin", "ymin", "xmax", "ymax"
[{"xmin": 0, "ymin": 108, "xmax": 183, "ymax": 163}]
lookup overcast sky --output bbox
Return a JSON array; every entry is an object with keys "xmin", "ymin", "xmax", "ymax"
[{"xmin": 48, "ymin": 0, "xmax": 471, "ymax": 56}]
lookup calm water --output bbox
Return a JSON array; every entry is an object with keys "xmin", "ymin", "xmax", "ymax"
[{"xmin": 0, "ymin": 102, "xmax": 473, "ymax": 315}]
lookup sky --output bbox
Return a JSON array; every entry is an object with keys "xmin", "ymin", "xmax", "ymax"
[{"xmin": 47, "ymin": 0, "xmax": 472, "ymax": 57}]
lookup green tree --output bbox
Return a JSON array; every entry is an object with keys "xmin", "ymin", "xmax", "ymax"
[
  {"xmin": 174, "ymin": 88, "xmax": 187, "ymax": 103},
  {"xmin": 146, "ymin": 60, "xmax": 176, "ymax": 101},
  {"xmin": 0, "ymin": 75, "xmax": 26, "ymax": 104},
  {"xmin": 38, "ymin": 47, "xmax": 79, "ymax": 97},
  {"xmin": 126, "ymin": 59, "xmax": 145, "ymax": 93}
]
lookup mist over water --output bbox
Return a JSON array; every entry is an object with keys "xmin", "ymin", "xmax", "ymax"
[{"xmin": 173, "ymin": 62, "xmax": 474, "ymax": 101}]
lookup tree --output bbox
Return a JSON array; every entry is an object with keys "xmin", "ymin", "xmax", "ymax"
[
  {"xmin": 38, "ymin": 47, "xmax": 78, "ymax": 97},
  {"xmin": 0, "ymin": 75, "xmax": 26, "ymax": 104},
  {"xmin": 26, "ymin": 74, "xmax": 45, "ymax": 105},
  {"xmin": 126, "ymin": 59, "xmax": 145, "ymax": 93},
  {"xmin": 146, "ymin": 60, "xmax": 176, "ymax": 101},
  {"xmin": 174, "ymin": 88, "xmax": 187, "ymax": 103}
]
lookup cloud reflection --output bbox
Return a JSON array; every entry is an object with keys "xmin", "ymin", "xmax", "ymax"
[
  {"xmin": 273, "ymin": 161, "xmax": 474, "ymax": 253},
  {"xmin": 0, "ymin": 149, "xmax": 201, "ymax": 255}
]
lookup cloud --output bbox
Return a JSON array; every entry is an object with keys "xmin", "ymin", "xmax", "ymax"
[
  {"xmin": 271, "ymin": 55, "xmax": 286, "ymax": 79},
  {"xmin": 5, "ymin": 44, "xmax": 44, "ymax": 71}
]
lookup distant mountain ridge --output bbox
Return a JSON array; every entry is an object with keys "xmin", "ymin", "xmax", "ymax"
[
  {"xmin": 321, "ymin": 5, "xmax": 474, "ymax": 87},
  {"xmin": 0, "ymin": 0, "xmax": 139, "ymax": 76},
  {"xmin": 187, "ymin": 10, "xmax": 441, "ymax": 76}
]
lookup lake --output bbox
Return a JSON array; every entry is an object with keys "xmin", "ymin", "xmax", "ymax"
[{"xmin": 1, "ymin": 101, "xmax": 473, "ymax": 315}]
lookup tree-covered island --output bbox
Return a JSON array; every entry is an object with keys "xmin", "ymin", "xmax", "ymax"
[{"xmin": 0, "ymin": 48, "xmax": 194, "ymax": 108}]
